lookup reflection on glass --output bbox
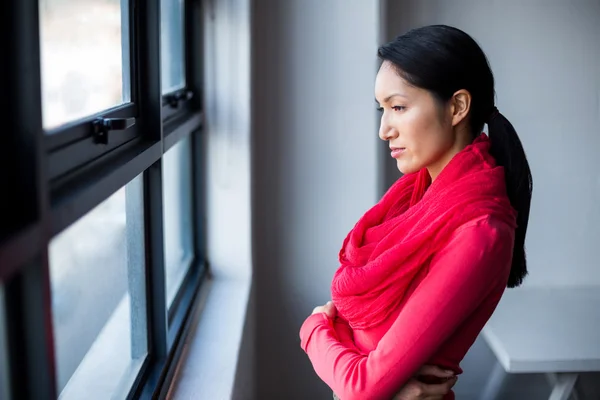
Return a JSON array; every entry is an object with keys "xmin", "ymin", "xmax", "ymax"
[
  {"xmin": 163, "ymin": 136, "xmax": 194, "ymax": 307},
  {"xmin": 161, "ymin": 0, "xmax": 186, "ymax": 94},
  {"xmin": 0, "ymin": 286, "xmax": 10, "ymax": 400},
  {"xmin": 40, "ymin": 0, "xmax": 130, "ymax": 129},
  {"xmin": 49, "ymin": 175, "xmax": 147, "ymax": 398}
]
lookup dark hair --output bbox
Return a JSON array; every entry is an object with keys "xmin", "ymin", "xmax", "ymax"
[{"xmin": 378, "ymin": 25, "xmax": 532, "ymax": 288}]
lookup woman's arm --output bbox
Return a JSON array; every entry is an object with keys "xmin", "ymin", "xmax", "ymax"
[
  {"xmin": 333, "ymin": 316, "xmax": 357, "ymax": 349},
  {"xmin": 314, "ymin": 304, "xmax": 460, "ymax": 400},
  {"xmin": 300, "ymin": 218, "xmax": 513, "ymax": 400}
]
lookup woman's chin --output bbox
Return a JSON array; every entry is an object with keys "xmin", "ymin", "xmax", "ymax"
[{"xmin": 396, "ymin": 160, "xmax": 419, "ymax": 175}]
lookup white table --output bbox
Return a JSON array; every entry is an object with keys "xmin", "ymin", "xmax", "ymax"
[{"xmin": 481, "ymin": 287, "xmax": 600, "ymax": 400}]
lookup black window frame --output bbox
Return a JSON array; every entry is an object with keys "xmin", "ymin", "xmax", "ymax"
[{"xmin": 0, "ymin": 0, "xmax": 206, "ymax": 398}]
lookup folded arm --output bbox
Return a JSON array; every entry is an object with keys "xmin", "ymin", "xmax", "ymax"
[
  {"xmin": 332, "ymin": 315, "xmax": 357, "ymax": 348},
  {"xmin": 300, "ymin": 218, "xmax": 513, "ymax": 400}
]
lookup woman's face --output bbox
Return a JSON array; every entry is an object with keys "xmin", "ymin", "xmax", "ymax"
[{"xmin": 374, "ymin": 61, "xmax": 468, "ymax": 179}]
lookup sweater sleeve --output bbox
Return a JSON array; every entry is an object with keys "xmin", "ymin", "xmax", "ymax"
[
  {"xmin": 333, "ymin": 316, "xmax": 358, "ymax": 349},
  {"xmin": 299, "ymin": 217, "xmax": 514, "ymax": 400}
]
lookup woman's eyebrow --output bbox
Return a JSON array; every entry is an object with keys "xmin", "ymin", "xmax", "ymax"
[{"xmin": 375, "ymin": 93, "xmax": 408, "ymax": 104}]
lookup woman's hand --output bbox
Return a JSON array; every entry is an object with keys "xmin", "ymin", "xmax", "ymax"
[
  {"xmin": 393, "ymin": 365, "xmax": 458, "ymax": 400},
  {"xmin": 311, "ymin": 301, "xmax": 337, "ymax": 319}
]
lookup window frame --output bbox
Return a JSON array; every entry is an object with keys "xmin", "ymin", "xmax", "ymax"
[{"xmin": 0, "ymin": 0, "xmax": 206, "ymax": 398}]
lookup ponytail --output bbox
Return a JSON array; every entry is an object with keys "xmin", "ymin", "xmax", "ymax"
[{"xmin": 487, "ymin": 109, "xmax": 533, "ymax": 288}]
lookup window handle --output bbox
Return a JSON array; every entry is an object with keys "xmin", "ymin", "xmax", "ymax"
[
  {"xmin": 166, "ymin": 90, "xmax": 194, "ymax": 109},
  {"xmin": 93, "ymin": 117, "xmax": 136, "ymax": 144}
]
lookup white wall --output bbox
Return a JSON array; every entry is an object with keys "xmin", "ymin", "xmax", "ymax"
[
  {"xmin": 384, "ymin": 1, "xmax": 600, "ymax": 398},
  {"xmin": 252, "ymin": 0, "xmax": 380, "ymax": 397},
  {"xmin": 384, "ymin": 0, "xmax": 600, "ymax": 288},
  {"xmin": 204, "ymin": 0, "xmax": 252, "ymax": 281}
]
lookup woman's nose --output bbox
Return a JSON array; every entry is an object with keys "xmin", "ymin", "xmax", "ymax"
[{"xmin": 378, "ymin": 118, "xmax": 398, "ymax": 141}]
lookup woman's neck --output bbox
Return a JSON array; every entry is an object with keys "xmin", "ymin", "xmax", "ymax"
[{"xmin": 427, "ymin": 133, "xmax": 474, "ymax": 181}]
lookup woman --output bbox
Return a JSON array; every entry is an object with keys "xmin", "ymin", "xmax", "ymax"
[{"xmin": 299, "ymin": 25, "xmax": 532, "ymax": 400}]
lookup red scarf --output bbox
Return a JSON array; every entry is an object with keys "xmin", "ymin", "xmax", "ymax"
[{"xmin": 331, "ymin": 134, "xmax": 517, "ymax": 330}]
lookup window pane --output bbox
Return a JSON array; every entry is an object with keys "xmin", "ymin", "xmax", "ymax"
[
  {"xmin": 49, "ymin": 175, "xmax": 147, "ymax": 398},
  {"xmin": 40, "ymin": 0, "xmax": 130, "ymax": 129},
  {"xmin": 163, "ymin": 136, "xmax": 194, "ymax": 307},
  {"xmin": 0, "ymin": 286, "xmax": 10, "ymax": 400},
  {"xmin": 161, "ymin": 0, "xmax": 186, "ymax": 94}
]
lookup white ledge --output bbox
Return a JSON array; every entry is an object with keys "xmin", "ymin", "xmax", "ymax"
[{"xmin": 167, "ymin": 275, "xmax": 252, "ymax": 400}]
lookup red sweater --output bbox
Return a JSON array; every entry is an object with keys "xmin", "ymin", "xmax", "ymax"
[{"xmin": 299, "ymin": 215, "xmax": 515, "ymax": 400}]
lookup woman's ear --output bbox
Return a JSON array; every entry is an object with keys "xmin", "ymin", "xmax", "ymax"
[{"xmin": 450, "ymin": 89, "xmax": 471, "ymax": 127}]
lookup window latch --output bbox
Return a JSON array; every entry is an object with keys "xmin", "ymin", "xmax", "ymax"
[
  {"xmin": 92, "ymin": 117, "xmax": 136, "ymax": 144},
  {"xmin": 166, "ymin": 90, "xmax": 194, "ymax": 109}
]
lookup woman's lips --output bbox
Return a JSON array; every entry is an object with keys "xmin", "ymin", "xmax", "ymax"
[{"xmin": 390, "ymin": 147, "xmax": 406, "ymax": 158}]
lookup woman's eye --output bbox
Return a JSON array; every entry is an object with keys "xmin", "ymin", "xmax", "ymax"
[{"xmin": 376, "ymin": 106, "xmax": 405, "ymax": 113}]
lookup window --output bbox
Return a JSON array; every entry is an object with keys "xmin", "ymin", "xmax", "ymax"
[
  {"xmin": 0, "ymin": 0, "xmax": 205, "ymax": 398},
  {"xmin": 163, "ymin": 135, "xmax": 194, "ymax": 307},
  {"xmin": 160, "ymin": 0, "xmax": 196, "ymax": 122},
  {"xmin": 50, "ymin": 175, "xmax": 146, "ymax": 398},
  {"xmin": 161, "ymin": 0, "xmax": 185, "ymax": 94},
  {"xmin": 40, "ymin": 0, "xmax": 130, "ymax": 129}
]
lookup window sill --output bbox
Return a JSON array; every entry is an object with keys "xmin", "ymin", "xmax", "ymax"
[{"xmin": 166, "ymin": 275, "xmax": 252, "ymax": 399}]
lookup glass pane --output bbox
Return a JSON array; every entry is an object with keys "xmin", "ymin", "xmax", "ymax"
[
  {"xmin": 161, "ymin": 0, "xmax": 186, "ymax": 94},
  {"xmin": 40, "ymin": 0, "xmax": 130, "ymax": 129},
  {"xmin": 49, "ymin": 175, "xmax": 147, "ymax": 399},
  {"xmin": 163, "ymin": 136, "xmax": 194, "ymax": 307},
  {"xmin": 0, "ymin": 286, "xmax": 10, "ymax": 400}
]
